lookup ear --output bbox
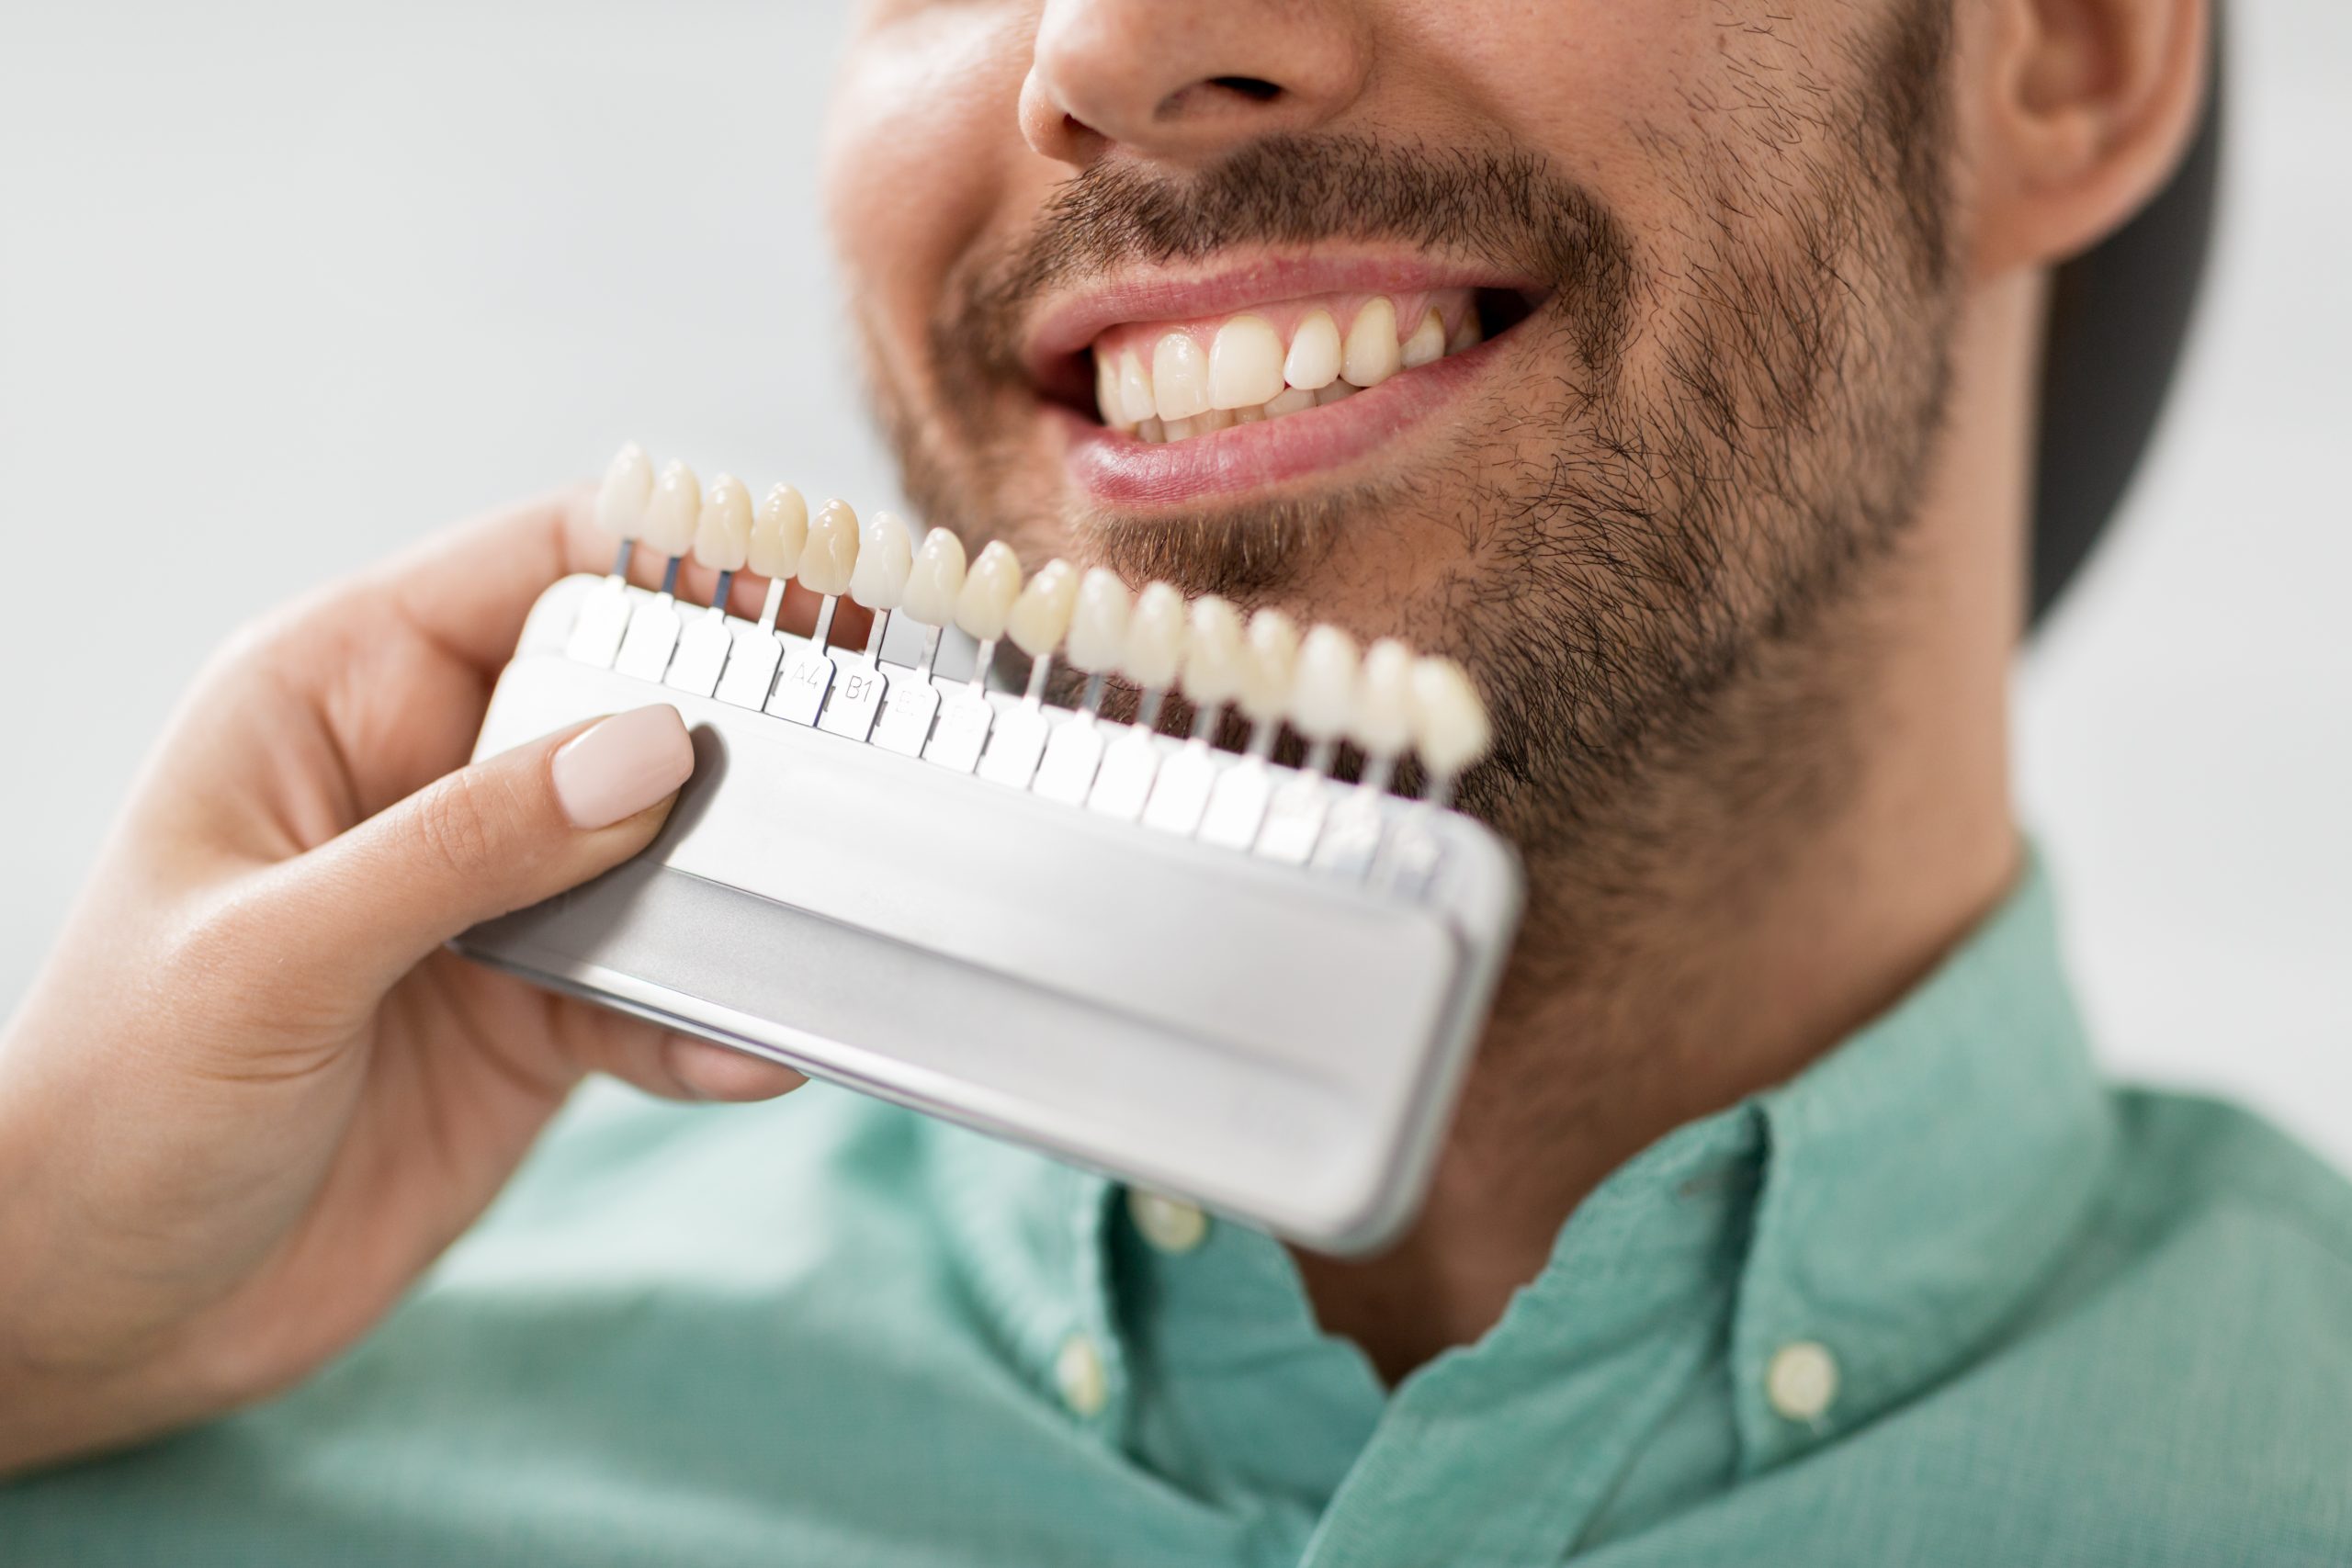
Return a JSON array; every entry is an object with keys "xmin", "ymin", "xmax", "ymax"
[{"xmin": 1963, "ymin": 0, "xmax": 2211, "ymax": 277}]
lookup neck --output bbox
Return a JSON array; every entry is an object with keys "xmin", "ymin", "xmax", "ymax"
[{"xmin": 1296, "ymin": 270, "xmax": 2042, "ymax": 1383}]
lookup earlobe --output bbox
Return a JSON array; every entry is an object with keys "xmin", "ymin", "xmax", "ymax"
[{"xmin": 1967, "ymin": 0, "xmax": 2209, "ymax": 276}]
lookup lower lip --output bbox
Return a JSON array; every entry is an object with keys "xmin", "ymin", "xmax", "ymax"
[{"xmin": 1056, "ymin": 337, "xmax": 1499, "ymax": 508}]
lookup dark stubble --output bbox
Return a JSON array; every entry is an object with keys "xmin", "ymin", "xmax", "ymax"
[{"xmin": 870, "ymin": 5, "xmax": 1959, "ymax": 960}]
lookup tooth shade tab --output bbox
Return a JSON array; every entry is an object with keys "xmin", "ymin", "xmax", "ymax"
[
  {"xmin": 595, "ymin": 442, "xmax": 653, "ymax": 539},
  {"xmin": 1283, "ymin": 310, "xmax": 1341, "ymax": 391},
  {"xmin": 1291, "ymin": 624, "xmax": 1360, "ymax": 743},
  {"xmin": 1409, "ymin": 656, "xmax": 1491, "ymax": 776},
  {"xmin": 1400, "ymin": 309, "xmax": 1446, "ymax": 369},
  {"xmin": 1238, "ymin": 608, "xmax": 1300, "ymax": 724},
  {"xmin": 751, "ymin": 483, "xmax": 808, "ymax": 580},
  {"xmin": 850, "ymin": 510, "xmax": 914, "ymax": 610},
  {"xmin": 1065, "ymin": 568, "xmax": 1132, "ymax": 674},
  {"xmin": 1209, "ymin": 315, "xmax": 1285, "ymax": 410},
  {"xmin": 1125, "ymin": 581, "xmax": 1186, "ymax": 690},
  {"xmin": 642, "ymin": 459, "xmax": 701, "ymax": 557},
  {"xmin": 1355, "ymin": 638, "xmax": 1415, "ymax": 756},
  {"xmin": 957, "ymin": 540, "xmax": 1023, "ymax": 640},
  {"xmin": 1007, "ymin": 558, "xmax": 1080, "ymax": 658},
  {"xmin": 799, "ymin": 498, "xmax": 860, "ymax": 596},
  {"xmin": 694, "ymin": 473, "xmax": 753, "ymax": 571},
  {"xmin": 1181, "ymin": 596, "xmax": 1247, "ymax": 706},
  {"xmin": 1341, "ymin": 297, "xmax": 1402, "ymax": 388},
  {"xmin": 904, "ymin": 528, "xmax": 967, "ymax": 626}
]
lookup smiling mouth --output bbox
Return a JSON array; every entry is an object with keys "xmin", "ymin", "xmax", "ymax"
[{"xmin": 1036, "ymin": 283, "xmax": 1543, "ymax": 444}]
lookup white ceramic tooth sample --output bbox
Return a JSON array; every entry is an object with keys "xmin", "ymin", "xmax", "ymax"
[
  {"xmin": 1064, "ymin": 567, "xmax": 1132, "ymax": 673},
  {"xmin": 750, "ymin": 482, "xmax": 808, "ymax": 579},
  {"xmin": 1354, "ymin": 637, "xmax": 1414, "ymax": 757},
  {"xmin": 1409, "ymin": 655, "xmax": 1492, "ymax": 775},
  {"xmin": 1400, "ymin": 308, "xmax": 1447, "ymax": 369},
  {"xmin": 1151, "ymin": 332, "xmax": 1211, "ymax": 421},
  {"xmin": 1238, "ymin": 607, "xmax": 1300, "ymax": 725},
  {"xmin": 798, "ymin": 498, "xmax": 861, "ymax": 597},
  {"xmin": 904, "ymin": 528, "xmax": 967, "ymax": 626},
  {"xmin": 1005, "ymin": 558, "xmax": 1080, "ymax": 657},
  {"xmin": 1265, "ymin": 386, "xmax": 1317, "ymax": 416},
  {"xmin": 642, "ymin": 459, "xmax": 702, "ymax": 558},
  {"xmin": 1283, "ymin": 310, "xmax": 1342, "ymax": 390},
  {"xmin": 1210, "ymin": 315, "xmax": 1285, "ymax": 410},
  {"xmin": 595, "ymin": 442, "xmax": 654, "ymax": 538},
  {"xmin": 1341, "ymin": 297, "xmax": 1402, "ymax": 388},
  {"xmin": 1291, "ymin": 625, "xmax": 1360, "ymax": 742},
  {"xmin": 1181, "ymin": 595, "xmax": 1247, "ymax": 706},
  {"xmin": 1124, "ymin": 581, "xmax": 1186, "ymax": 692},
  {"xmin": 1117, "ymin": 352, "xmax": 1153, "ymax": 426},
  {"xmin": 694, "ymin": 473, "xmax": 753, "ymax": 570},
  {"xmin": 850, "ymin": 509, "xmax": 914, "ymax": 610},
  {"xmin": 956, "ymin": 540, "xmax": 1023, "ymax": 639}
]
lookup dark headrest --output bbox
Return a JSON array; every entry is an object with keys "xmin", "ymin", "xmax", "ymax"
[{"xmin": 2030, "ymin": 14, "xmax": 2224, "ymax": 624}]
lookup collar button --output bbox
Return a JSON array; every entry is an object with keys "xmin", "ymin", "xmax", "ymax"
[
  {"xmin": 1126, "ymin": 1190, "xmax": 1210, "ymax": 1254},
  {"xmin": 1765, "ymin": 1340, "xmax": 1839, "ymax": 1423},
  {"xmin": 1055, "ymin": 1332, "xmax": 1109, "ymax": 1420}
]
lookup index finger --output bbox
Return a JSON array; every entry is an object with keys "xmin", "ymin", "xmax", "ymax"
[{"xmin": 366, "ymin": 483, "xmax": 613, "ymax": 679}]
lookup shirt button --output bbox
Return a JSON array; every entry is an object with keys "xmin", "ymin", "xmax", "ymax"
[
  {"xmin": 1765, "ymin": 1340, "xmax": 1839, "ymax": 1422},
  {"xmin": 1055, "ymin": 1332, "xmax": 1108, "ymax": 1420},
  {"xmin": 1126, "ymin": 1190, "xmax": 1210, "ymax": 1254}
]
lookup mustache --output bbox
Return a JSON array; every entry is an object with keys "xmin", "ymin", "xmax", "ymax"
[{"xmin": 944, "ymin": 133, "xmax": 1641, "ymax": 386}]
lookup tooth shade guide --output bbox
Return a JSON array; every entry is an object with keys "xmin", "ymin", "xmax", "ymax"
[
  {"xmin": 928, "ymin": 540, "xmax": 1017, "ymax": 773},
  {"xmin": 766, "ymin": 603, "xmax": 840, "ymax": 727},
  {"xmin": 613, "ymin": 583, "xmax": 685, "ymax": 682},
  {"xmin": 479, "ymin": 571, "xmax": 1528, "ymax": 1250},
  {"xmin": 870, "ymin": 658, "xmax": 945, "ymax": 756},
  {"xmin": 975, "ymin": 682, "xmax": 1051, "ymax": 786},
  {"xmin": 922, "ymin": 635, "xmax": 1001, "ymax": 773},
  {"xmin": 558, "ymin": 551, "xmax": 1501, "ymax": 897},
  {"xmin": 571, "ymin": 440, "xmax": 657, "ymax": 667},
  {"xmin": 1032, "ymin": 691, "xmax": 1110, "ymax": 804},
  {"xmin": 550, "ymin": 462, "xmax": 1510, "ymax": 889}
]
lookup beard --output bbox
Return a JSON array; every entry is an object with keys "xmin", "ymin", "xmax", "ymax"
[{"xmin": 857, "ymin": 4, "xmax": 1960, "ymax": 964}]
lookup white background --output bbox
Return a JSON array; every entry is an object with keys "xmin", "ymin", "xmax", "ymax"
[{"xmin": 2, "ymin": 4, "xmax": 2344, "ymax": 1165}]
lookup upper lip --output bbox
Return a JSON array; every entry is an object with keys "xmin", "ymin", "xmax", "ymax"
[{"xmin": 1019, "ymin": 249, "xmax": 1544, "ymax": 388}]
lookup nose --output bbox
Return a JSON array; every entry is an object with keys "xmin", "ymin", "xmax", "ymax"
[{"xmin": 1021, "ymin": 0, "xmax": 1371, "ymax": 168}]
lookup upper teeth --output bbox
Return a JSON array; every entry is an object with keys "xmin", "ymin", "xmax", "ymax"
[{"xmin": 1091, "ymin": 292, "xmax": 1482, "ymax": 443}]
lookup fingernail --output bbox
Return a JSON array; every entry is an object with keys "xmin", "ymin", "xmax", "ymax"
[{"xmin": 551, "ymin": 705, "xmax": 695, "ymax": 829}]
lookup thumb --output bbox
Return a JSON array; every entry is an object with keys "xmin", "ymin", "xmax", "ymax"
[{"xmin": 283, "ymin": 703, "xmax": 695, "ymax": 990}]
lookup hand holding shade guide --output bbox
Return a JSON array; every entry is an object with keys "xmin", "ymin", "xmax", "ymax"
[{"xmin": 460, "ymin": 443, "xmax": 1521, "ymax": 1251}]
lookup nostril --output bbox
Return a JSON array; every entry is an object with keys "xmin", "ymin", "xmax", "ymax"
[{"xmin": 1209, "ymin": 75, "xmax": 1283, "ymax": 103}]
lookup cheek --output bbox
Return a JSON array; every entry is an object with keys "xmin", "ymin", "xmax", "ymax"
[{"xmin": 824, "ymin": 10, "xmax": 1036, "ymax": 393}]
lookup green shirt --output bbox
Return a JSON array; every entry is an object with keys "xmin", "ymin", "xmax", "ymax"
[{"xmin": 7, "ymin": 864, "xmax": 2351, "ymax": 1565}]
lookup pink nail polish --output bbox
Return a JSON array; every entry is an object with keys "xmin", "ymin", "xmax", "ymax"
[{"xmin": 551, "ymin": 705, "xmax": 695, "ymax": 829}]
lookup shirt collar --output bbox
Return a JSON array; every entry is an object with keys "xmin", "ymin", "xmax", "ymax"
[
  {"xmin": 1731, "ymin": 854, "xmax": 2116, "ymax": 1468},
  {"xmin": 929, "ymin": 851, "xmax": 2115, "ymax": 1483}
]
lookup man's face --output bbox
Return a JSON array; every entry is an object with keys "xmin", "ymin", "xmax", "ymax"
[{"xmin": 825, "ymin": 0, "xmax": 1961, "ymax": 884}]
